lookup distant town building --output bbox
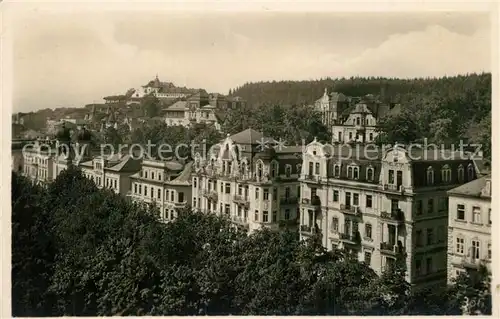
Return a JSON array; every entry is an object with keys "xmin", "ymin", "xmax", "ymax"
[
  {"xmin": 447, "ymin": 175, "xmax": 491, "ymax": 283},
  {"xmin": 191, "ymin": 128, "xmax": 303, "ymax": 232},
  {"xmin": 299, "ymin": 141, "xmax": 479, "ymax": 289},
  {"xmin": 132, "ymin": 75, "xmax": 198, "ymax": 100}
]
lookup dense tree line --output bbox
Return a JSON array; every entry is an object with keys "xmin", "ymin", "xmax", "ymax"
[{"xmin": 12, "ymin": 169, "xmax": 491, "ymax": 316}]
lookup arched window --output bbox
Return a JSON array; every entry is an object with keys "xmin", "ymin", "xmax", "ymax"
[
  {"xmin": 366, "ymin": 167, "xmax": 374, "ymax": 181},
  {"xmin": 334, "ymin": 165, "xmax": 340, "ymax": 177},
  {"xmin": 257, "ymin": 162, "xmax": 263, "ymax": 179},
  {"xmin": 457, "ymin": 164, "xmax": 464, "ymax": 182},
  {"xmin": 441, "ymin": 164, "xmax": 451, "ymax": 183},
  {"xmin": 348, "ymin": 167, "xmax": 353, "ymax": 179},
  {"xmin": 369, "ymin": 133, "xmax": 373, "ymax": 141},
  {"xmin": 353, "ymin": 167, "xmax": 359, "ymax": 179},
  {"xmin": 467, "ymin": 164, "xmax": 474, "ymax": 181},
  {"xmin": 285, "ymin": 165, "xmax": 292, "ymax": 177},
  {"xmin": 427, "ymin": 166, "xmax": 434, "ymax": 185}
]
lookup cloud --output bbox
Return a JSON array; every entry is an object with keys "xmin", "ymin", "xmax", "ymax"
[{"xmin": 11, "ymin": 12, "xmax": 490, "ymax": 112}]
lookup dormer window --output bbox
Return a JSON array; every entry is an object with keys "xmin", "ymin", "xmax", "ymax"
[
  {"xmin": 285, "ymin": 165, "xmax": 292, "ymax": 177},
  {"xmin": 348, "ymin": 167, "xmax": 353, "ymax": 179},
  {"xmin": 457, "ymin": 164, "xmax": 464, "ymax": 182},
  {"xmin": 426, "ymin": 166, "xmax": 434, "ymax": 185},
  {"xmin": 467, "ymin": 164, "xmax": 474, "ymax": 181},
  {"xmin": 366, "ymin": 167, "xmax": 374, "ymax": 181},
  {"xmin": 441, "ymin": 165, "xmax": 451, "ymax": 183}
]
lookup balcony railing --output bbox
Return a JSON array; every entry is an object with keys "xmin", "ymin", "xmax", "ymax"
[
  {"xmin": 340, "ymin": 204, "xmax": 362, "ymax": 216},
  {"xmin": 303, "ymin": 174, "xmax": 321, "ymax": 183},
  {"xmin": 174, "ymin": 201, "xmax": 188, "ymax": 208},
  {"xmin": 233, "ymin": 194, "xmax": 250, "ymax": 205},
  {"xmin": 201, "ymin": 189, "xmax": 218, "ymax": 201},
  {"xmin": 382, "ymin": 184, "xmax": 405, "ymax": 194},
  {"xmin": 380, "ymin": 242, "xmax": 404, "ymax": 255},
  {"xmin": 280, "ymin": 196, "xmax": 298, "ymax": 205},
  {"xmin": 300, "ymin": 224, "xmax": 317, "ymax": 235},
  {"xmin": 339, "ymin": 232, "xmax": 361, "ymax": 244},
  {"xmin": 380, "ymin": 209, "xmax": 405, "ymax": 223},
  {"xmin": 301, "ymin": 196, "xmax": 321, "ymax": 206}
]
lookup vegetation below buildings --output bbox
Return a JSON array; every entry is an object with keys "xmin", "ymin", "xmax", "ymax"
[{"xmin": 12, "ymin": 169, "xmax": 492, "ymax": 316}]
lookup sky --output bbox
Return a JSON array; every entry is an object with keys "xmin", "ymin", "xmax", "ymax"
[{"xmin": 10, "ymin": 9, "xmax": 491, "ymax": 112}]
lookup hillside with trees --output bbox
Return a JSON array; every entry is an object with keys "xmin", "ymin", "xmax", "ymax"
[{"xmin": 12, "ymin": 169, "xmax": 492, "ymax": 316}]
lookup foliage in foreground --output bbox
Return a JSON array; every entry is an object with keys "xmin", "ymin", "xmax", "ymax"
[{"xmin": 12, "ymin": 168, "xmax": 492, "ymax": 316}]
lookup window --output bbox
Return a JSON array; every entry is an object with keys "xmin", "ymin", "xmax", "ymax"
[
  {"xmin": 145, "ymin": 186, "xmax": 148, "ymax": 196},
  {"xmin": 157, "ymin": 189, "xmax": 161, "ymax": 199},
  {"xmin": 315, "ymin": 162, "xmax": 320, "ymax": 175},
  {"xmin": 158, "ymin": 173, "xmax": 162, "ymax": 181},
  {"xmin": 271, "ymin": 162, "xmax": 278, "ymax": 178},
  {"xmin": 255, "ymin": 188, "xmax": 260, "ymax": 199},
  {"xmin": 273, "ymin": 188, "xmax": 277, "ymax": 200},
  {"xmin": 263, "ymin": 188, "xmax": 269, "ymax": 200},
  {"xmin": 285, "ymin": 209, "xmax": 290, "ymax": 220},
  {"xmin": 179, "ymin": 192, "xmax": 184, "ymax": 202},
  {"xmin": 488, "ymin": 242, "xmax": 491, "ymax": 260},
  {"xmin": 224, "ymin": 204, "xmax": 230, "ymax": 215},
  {"xmin": 285, "ymin": 187, "xmax": 290, "ymax": 199},
  {"xmin": 272, "ymin": 211, "xmax": 277, "ymax": 222},
  {"xmin": 297, "ymin": 164, "xmax": 302, "ymax": 174},
  {"xmin": 365, "ymin": 224, "xmax": 372, "ymax": 239},
  {"xmin": 437, "ymin": 226, "xmax": 445, "ymax": 243},
  {"xmin": 472, "ymin": 206, "xmax": 481, "ymax": 223},
  {"xmin": 427, "ymin": 167, "xmax": 434, "ymax": 185},
  {"xmin": 225, "ymin": 183, "xmax": 231, "ymax": 194},
  {"xmin": 456, "ymin": 237, "xmax": 465, "ymax": 254},
  {"xmin": 134, "ymin": 184, "xmax": 137, "ymax": 193},
  {"xmin": 388, "ymin": 170, "xmax": 395, "ymax": 184},
  {"xmin": 356, "ymin": 117, "xmax": 361, "ymax": 125},
  {"xmin": 366, "ymin": 167, "xmax": 374, "ymax": 181},
  {"xmin": 193, "ymin": 178, "xmax": 197, "ymax": 188},
  {"xmin": 472, "ymin": 239, "xmax": 480, "ymax": 260},
  {"xmin": 285, "ymin": 165, "xmax": 292, "ymax": 177},
  {"xmin": 353, "ymin": 193, "xmax": 359, "ymax": 206},
  {"xmin": 150, "ymin": 187, "xmax": 154, "ymax": 198},
  {"xmin": 220, "ymin": 182, "xmax": 224, "ymax": 193},
  {"xmin": 438, "ymin": 197, "xmax": 448, "ymax": 212},
  {"xmin": 139, "ymin": 184, "xmax": 142, "ymax": 194},
  {"xmin": 193, "ymin": 197, "xmax": 197, "ymax": 208},
  {"xmin": 254, "ymin": 210, "xmax": 259, "ymax": 221},
  {"xmin": 416, "ymin": 200, "xmax": 423, "ymax": 216},
  {"xmin": 263, "ymin": 211, "xmax": 269, "ymax": 222},
  {"xmin": 257, "ymin": 163, "xmax": 263, "ymax": 178},
  {"xmin": 308, "ymin": 162, "xmax": 313, "ymax": 175},
  {"xmin": 334, "ymin": 165, "xmax": 340, "ymax": 177},
  {"xmin": 457, "ymin": 204, "xmax": 465, "ymax": 220},
  {"xmin": 171, "ymin": 191, "xmax": 174, "ymax": 201},
  {"xmin": 458, "ymin": 164, "xmax": 464, "ymax": 182},
  {"xmin": 144, "ymin": 171, "xmax": 148, "ymax": 179},
  {"xmin": 426, "ymin": 228, "xmax": 433, "ymax": 245},
  {"xmin": 331, "ymin": 217, "xmax": 339, "ymax": 232},
  {"xmin": 488, "ymin": 209, "xmax": 491, "ymax": 225},
  {"xmin": 333, "ymin": 190, "xmax": 339, "ymax": 202},
  {"xmin": 427, "ymin": 199, "xmax": 434, "ymax": 214},
  {"xmin": 364, "ymin": 251, "xmax": 372, "ymax": 265},
  {"xmin": 467, "ymin": 164, "xmax": 474, "ymax": 181},
  {"xmin": 416, "ymin": 230, "xmax": 423, "ymax": 247},
  {"xmin": 426, "ymin": 257, "xmax": 433, "ymax": 274},
  {"xmin": 152, "ymin": 172, "xmax": 155, "ymax": 180},
  {"xmin": 366, "ymin": 195, "xmax": 372, "ymax": 208},
  {"xmin": 416, "ymin": 259, "xmax": 422, "ymax": 276},
  {"xmin": 441, "ymin": 165, "xmax": 451, "ymax": 183},
  {"xmin": 348, "ymin": 167, "xmax": 353, "ymax": 179},
  {"xmin": 114, "ymin": 180, "xmax": 117, "ymax": 189},
  {"xmin": 349, "ymin": 132, "xmax": 353, "ymax": 140},
  {"xmin": 353, "ymin": 167, "xmax": 359, "ymax": 179}
]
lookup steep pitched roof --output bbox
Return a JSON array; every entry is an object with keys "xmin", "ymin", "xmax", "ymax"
[
  {"xmin": 166, "ymin": 101, "xmax": 188, "ymax": 111},
  {"xmin": 169, "ymin": 161, "xmax": 194, "ymax": 185},
  {"xmin": 107, "ymin": 155, "xmax": 142, "ymax": 173},
  {"xmin": 229, "ymin": 128, "xmax": 265, "ymax": 145}
]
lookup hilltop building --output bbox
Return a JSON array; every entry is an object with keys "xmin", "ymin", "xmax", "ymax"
[
  {"xmin": 299, "ymin": 140, "xmax": 479, "ymax": 289},
  {"xmin": 132, "ymin": 75, "xmax": 198, "ymax": 100}
]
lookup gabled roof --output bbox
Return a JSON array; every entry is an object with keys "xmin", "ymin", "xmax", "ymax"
[
  {"xmin": 166, "ymin": 101, "xmax": 188, "ymax": 111},
  {"xmin": 448, "ymin": 175, "xmax": 491, "ymax": 199},
  {"xmin": 228, "ymin": 128, "xmax": 265, "ymax": 145},
  {"xmin": 107, "ymin": 155, "xmax": 142, "ymax": 173},
  {"xmin": 169, "ymin": 161, "xmax": 194, "ymax": 185}
]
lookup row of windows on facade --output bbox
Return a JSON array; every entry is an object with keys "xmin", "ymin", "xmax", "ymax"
[
  {"xmin": 198, "ymin": 178, "xmax": 300, "ymax": 200},
  {"xmin": 415, "ymin": 255, "xmax": 442, "ymax": 277},
  {"xmin": 307, "ymin": 162, "xmax": 376, "ymax": 180},
  {"xmin": 426, "ymin": 164, "xmax": 475, "ymax": 185},
  {"xmin": 204, "ymin": 160, "xmax": 302, "ymax": 179},
  {"xmin": 139, "ymin": 170, "xmax": 177, "ymax": 182},
  {"xmin": 132, "ymin": 183, "xmax": 185, "ymax": 202},
  {"xmin": 192, "ymin": 197, "xmax": 297, "ymax": 221},
  {"xmin": 455, "ymin": 204, "xmax": 491, "ymax": 224},
  {"xmin": 454, "ymin": 237, "xmax": 491, "ymax": 260},
  {"xmin": 338, "ymin": 131, "xmax": 375, "ymax": 141},
  {"xmin": 415, "ymin": 227, "xmax": 447, "ymax": 247},
  {"xmin": 86, "ymin": 175, "xmax": 118, "ymax": 189}
]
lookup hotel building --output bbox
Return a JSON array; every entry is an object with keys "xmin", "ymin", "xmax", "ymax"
[
  {"xmin": 191, "ymin": 128, "xmax": 303, "ymax": 232},
  {"xmin": 299, "ymin": 141, "xmax": 478, "ymax": 289}
]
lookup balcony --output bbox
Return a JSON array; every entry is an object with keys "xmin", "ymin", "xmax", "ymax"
[
  {"xmin": 232, "ymin": 194, "xmax": 250, "ymax": 207},
  {"xmin": 174, "ymin": 201, "xmax": 188, "ymax": 208},
  {"xmin": 280, "ymin": 196, "xmax": 298, "ymax": 205},
  {"xmin": 302, "ymin": 174, "xmax": 321, "ymax": 183},
  {"xmin": 201, "ymin": 189, "xmax": 218, "ymax": 201},
  {"xmin": 461, "ymin": 256, "xmax": 484, "ymax": 270},
  {"xmin": 300, "ymin": 224, "xmax": 317, "ymax": 236},
  {"xmin": 301, "ymin": 195, "xmax": 321, "ymax": 207},
  {"xmin": 380, "ymin": 209, "xmax": 405, "ymax": 224},
  {"xmin": 380, "ymin": 242, "xmax": 405, "ymax": 256},
  {"xmin": 339, "ymin": 232, "xmax": 361, "ymax": 245},
  {"xmin": 381, "ymin": 183, "xmax": 406, "ymax": 195},
  {"xmin": 340, "ymin": 204, "xmax": 362, "ymax": 217},
  {"xmin": 231, "ymin": 215, "xmax": 249, "ymax": 229}
]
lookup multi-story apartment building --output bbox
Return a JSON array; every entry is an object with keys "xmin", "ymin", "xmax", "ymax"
[
  {"xmin": 163, "ymin": 91, "xmax": 222, "ymax": 130},
  {"xmin": 191, "ymin": 128, "xmax": 302, "ymax": 232},
  {"xmin": 128, "ymin": 160, "xmax": 193, "ymax": 221},
  {"xmin": 299, "ymin": 140, "xmax": 478, "ymax": 289},
  {"xmin": 313, "ymin": 89, "xmax": 349, "ymax": 129},
  {"xmin": 79, "ymin": 153, "xmax": 141, "ymax": 195},
  {"xmin": 447, "ymin": 175, "xmax": 491, "ymax": 283},
  {"xmin": 22, "ymin": 139, "xmax": 58, "ymax": 184}
]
